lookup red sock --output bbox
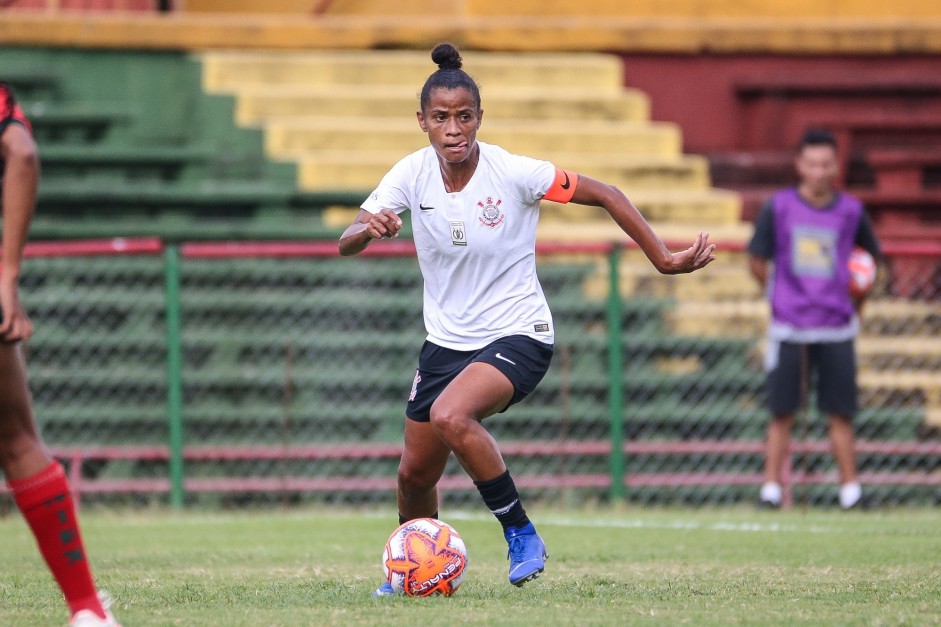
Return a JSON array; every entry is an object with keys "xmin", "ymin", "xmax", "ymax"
[{"xmin": 8, "ymin": 461, "xmax": 106, "ymax": 620}]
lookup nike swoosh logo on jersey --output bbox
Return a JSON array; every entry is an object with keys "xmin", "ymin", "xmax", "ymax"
[
  {"xmin": 419, "ymin": 203, "xmax": 435, "ymax": 211},
  {"xmin": 495, "ymin": 353, "xmax": 517, "ymax": 366},
  {"xmin": 560, "ymin": 172, "xmax": 571, "ymax": 190}
]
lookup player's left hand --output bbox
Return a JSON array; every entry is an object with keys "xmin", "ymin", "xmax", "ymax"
[{"xmin": 662, "ymin": 232, "xmax": 717, "ymax": 274}]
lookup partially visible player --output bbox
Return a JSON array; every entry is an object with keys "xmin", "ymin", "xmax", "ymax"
[
  {"xmin": 748, "ymin": 128, "xmax": 882, "ymax": 510},
  {"xmin": 339, "ymin": 43, "xmax": 716, "ymax": 594},
  {"xmin": 0, "ymin": 82, "xmax": 121, "ymax": 627}
]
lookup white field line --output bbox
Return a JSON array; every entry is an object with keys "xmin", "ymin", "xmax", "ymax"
[{"xmin": 444, "ymin": 511, "xmax": 839, "ymax": 534}]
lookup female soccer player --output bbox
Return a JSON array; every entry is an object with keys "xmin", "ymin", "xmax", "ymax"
[
  {"xmin": 339, "ymin": 44, "xmax": 716, "ymax": 593},
  {"xmin": 1, "ymin": 83, "xmax": 120, "ymax": 626}
]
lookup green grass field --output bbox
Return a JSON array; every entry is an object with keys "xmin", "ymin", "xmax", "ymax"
[{"xmin": 1, "ymin": 507, "xmax": 939, "ymax": 626}]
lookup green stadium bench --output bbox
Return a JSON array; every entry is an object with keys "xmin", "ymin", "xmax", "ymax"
[
  {"xmin": 25, "ymin": 104, "xmax": 135, "ymax": 144},
  {"xmin": 3, "ymin": 71, "xmax": 62, "ymax": 102},
  {"xmin": 39, "ymin": 144, "xmax": 217, "ymax": 183},
  {"xmin": 37, "ymin": 180, "xmax": 292, "ymax": 208}
]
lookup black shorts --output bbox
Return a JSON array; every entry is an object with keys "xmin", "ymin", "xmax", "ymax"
[
  {"xmin": 766, "ymin": 339, "xmax": 858, "ymax": 418},
  {"xmin": 406, "ymin": 335, "xmax": 554, "ymax": 423}
]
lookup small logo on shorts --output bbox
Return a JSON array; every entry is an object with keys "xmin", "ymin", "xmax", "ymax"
[
  {"xmin": 495, "ymin": 353, "xmax": 517, "ymax": 366},
  {"xmin": 408, "ymin": 370, "xmax": 421, "ymax": 401}
]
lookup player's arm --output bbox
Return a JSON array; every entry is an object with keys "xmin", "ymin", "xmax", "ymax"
[
  {"xmin": 852, "ymin": 211, "xmax": 881, "ymax": 313},
  {"xmin": 746, "ymin": 200, "xmax": 775, "ymax": 291},
  {"xmin": 558, "ymin": 172, "xmax": 715, "ymax": 274},
  {"xmin": 0, "ymin": 122, "xmax": 38, "ymax": 342},
  {"xmin": 338, "ymin": 208, "xmax": 404, "ymax": 256},
  {"xmin": 748, "ymin": 256, "xmax": 770, "ymax": 290},
  {"xmin": 855, "ymin": 212, "xmax": 881, "ymax": 261}
]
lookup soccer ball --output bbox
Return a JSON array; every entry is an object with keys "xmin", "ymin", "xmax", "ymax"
[
  {"xmin": 382, "ymin": 518, "xmax": 467, "ymax": 597},
  {"xmin": 847, "ymin": 247, "xmax": 877, "ymax": 297}
]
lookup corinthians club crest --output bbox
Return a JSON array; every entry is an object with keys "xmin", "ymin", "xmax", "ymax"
[{"xmin": 477, "ymin": 197, "xmax": 504, "ymax": 228}]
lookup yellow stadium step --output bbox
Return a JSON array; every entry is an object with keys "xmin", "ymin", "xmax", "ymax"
[
  {"xmin": 227, "ymin": 85, "xmax": 650, "ymax": 125},
  {"xmin": 203, "ymin": 50, "xmax": 624, "ymax": 93},
  {"xmin": 536, "ymin": 220, "xmax": 754, "ymax": 245},
  {"xmin": 857, "ymin": 336, "xmax": 941, "ymax": 378},
  {"xmin": 667, "ymin": 300, "xmax": 766, "ymax": 337},
  {"xmin": 295, "ymin": 152, "xmax": 709, "ymax": 192},
  {"xmin": 265, "ymin": 118, "xmax": 681, "ymax": 158},
  {"xmin": 859, "ymin": 368, "xmax": 941, "ymax": 405},
  {"xmin": 320, "ymin": 0, "xmax": 941, "ymax": 19},
  {"xmin": 265, "ymin": 118, "xmax": 682, "ymax": 158},
  {"xmin": 184, "ymin": 0, "xmax": 316, "ymax": 12},
  {"xmin": 581, "ymin": 263, "xmax": 759, "ymax": 301},
  {"xmin": 202, "ymin": 49, "xmax": 741, "ymax": 226},
  {"xmin": 667, "ymin": 299, "xmax": 940, "ymax": 338},
  {"xmin": 541, "ymin": 188, "xmax": 740, "ymax": 225}
]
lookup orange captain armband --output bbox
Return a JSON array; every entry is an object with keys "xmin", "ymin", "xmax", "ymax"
[{"xmin": 543, "ymin": 168, "xmax": 578, "ymax": 203}]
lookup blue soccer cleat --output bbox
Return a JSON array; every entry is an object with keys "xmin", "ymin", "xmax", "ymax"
[
  {"xmin": 505, "ymin": 523, "xmax": 548, "ymax": 586},
  {"xmin": 372, "ymin": 582, "xmax": 397, "ymax": 597}
]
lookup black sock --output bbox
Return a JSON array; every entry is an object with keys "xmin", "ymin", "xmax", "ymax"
[
  {"xmin": 474, "ymin": 470, "xmax": 530, "ymax": 532},
  {"xmin": 399, "ymin": 511, "xmax": 438, "ymax": 525}
]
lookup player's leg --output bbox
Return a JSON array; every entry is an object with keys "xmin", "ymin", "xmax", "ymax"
[
  {"xmin": 396, "ymin": 341, "xmax": 472, "ymax": 523},
  {"xmin": 0, "ymin": 343, "xmax": 116, "ymax": 625},
  {"xmin": 376, "ymin": 343, "xmax": 469, "ymax": 597},
  {"xmin": 760, "ymin": 340, "xmax": 801, "ymax": 507},
  {"xmin": 763, "ymin": 415, "xmax": 795, "ymax": 492},
  {"xmin": 374, "ymin": 418, "xmax": 454, "ymax": 597},
  {"xmin": 817, "ymin": 339, "xmax": 861, "ymax": 509},
  {"xmin": 430, "ymin": 336, "xmax": 553, "ymax": 586},
  {"xmin": 0, "ymin": 342, "xmax": 51, "ymax": 478},
  {"xmin": 396, "ymin": 417, "xmax": 452, "ymax": 521},
  {"xmin": 829, "ymin": 416, "xmax": 858, "ymax": 486},
  {"xmin": 428, "ymin": 360, "xmax": 512, "ymax": 482}
]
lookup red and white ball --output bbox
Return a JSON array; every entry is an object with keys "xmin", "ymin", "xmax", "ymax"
[
  {"xmin": 382, "ymin": 518, "xmax": 467, "ymax": 597},
  {"xmin": 847, "ymin": 247, "xmax": 877, "ymax": 297}
]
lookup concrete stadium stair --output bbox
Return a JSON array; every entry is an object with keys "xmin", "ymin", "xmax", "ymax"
[
  {"xmin": 203, "ymin": 50, "xmax": 625, "ymax": 91},
  {"xmin": 264, "ymin": 118, "xmax": 682, "ymax": 157},
  {"xmin": 664, "ymin": 298, "xmax": 941, "ymax": 428},
  {"xmin": 299, "ymin": 152, "xmax": 710, "ymax": 192},
  {"xmin": 202, "ymin": 48, "xmax": 740, "ymax": 236},
  {"xmin": 231, "ymin": 85, "xmax": 651, "ymax": 124}
]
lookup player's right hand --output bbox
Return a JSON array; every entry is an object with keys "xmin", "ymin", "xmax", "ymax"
[
  {"xmin": 0, "ymin": 277, "xmax": 33, "ymax": 343},
  {"xmin": 365, "ymin": 209, "xmax": 404, "ymax": 240}
]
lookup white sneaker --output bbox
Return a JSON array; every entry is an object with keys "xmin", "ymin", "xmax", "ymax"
[
  {"xmin": 840, "ymin": 482, "xmax": 863, "ymax": 510},
  {"xmin": 68, "ymin": 591, "xmax": 121, "ymax": 627}
]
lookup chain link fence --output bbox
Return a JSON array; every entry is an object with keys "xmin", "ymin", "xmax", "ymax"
[{"xmin": 13, "ymin": 239, "xmax": 941, "ymax": 509}]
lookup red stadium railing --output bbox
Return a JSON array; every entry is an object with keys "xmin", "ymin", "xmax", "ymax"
[{"xmin": 19, "ymin": 441, "xmax": 941, "ymax": 508}]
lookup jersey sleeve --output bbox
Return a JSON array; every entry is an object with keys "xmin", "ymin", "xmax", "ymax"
[
  {"xmin": 496, "ymin": 150, "xmax": 557, "ymax": 205},
  {"xmin": 747, "ymin": 199, "xmax": 776, "ymax": 259},
  {"xmin": 854, "ymin": 210, "xmax": 882, "ymax": 260},
  {"xmin": 360, "ymin": 156, "xmax": 412, "ymax": 216},
  {"xmin": 0, "ymin": 83, "xmax": 32, "ymax": 136}
]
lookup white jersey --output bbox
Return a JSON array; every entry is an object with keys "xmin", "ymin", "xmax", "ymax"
[{"xmin": 361, "ymin": 141, "xmax": 558, "ymax": 350}]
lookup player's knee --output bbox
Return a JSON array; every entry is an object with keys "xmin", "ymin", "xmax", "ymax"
[
  {"xmin": 0, "ymin": 427, "xmax": 42, "ymax": 470},
  {"xmin": 428, "ymin": 405, "xmax": 472, "ymax": 442},
  {"xmin": 397, "ymin": 461, "xmax": 438, "ymax": 493}
]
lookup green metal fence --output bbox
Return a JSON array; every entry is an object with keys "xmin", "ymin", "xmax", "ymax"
[{"xmin": 13, "ymin": 238, "xmax": 941, "ymax": 510}]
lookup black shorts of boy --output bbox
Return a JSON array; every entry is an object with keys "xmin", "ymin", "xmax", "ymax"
[
  {"xmin": 406, "ymin": 335, "xmax": 554, "ymax": 422},
  {"xmin": 766, "ymin": 339, "xmax": 858, "ymax": 418}
]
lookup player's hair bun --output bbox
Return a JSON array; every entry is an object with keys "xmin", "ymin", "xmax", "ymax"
[{"xmin": 431, "ymin": 43, "xmax": 462, "ymax": 71}]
